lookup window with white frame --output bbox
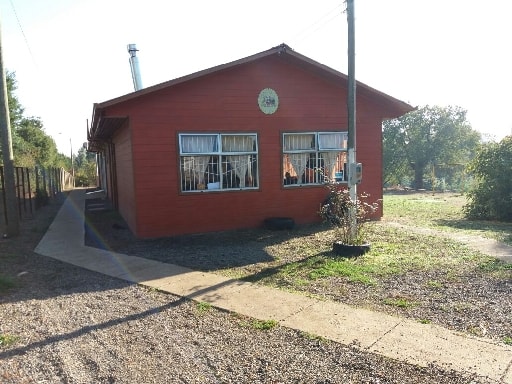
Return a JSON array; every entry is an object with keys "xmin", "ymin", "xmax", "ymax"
[
  {"xmin": 179, "ymin": 133, "xmax": 258, "ymax": 192},
  {"xmin": 282, "ymin": 132, "xmax": 348, "ymax": 186}
]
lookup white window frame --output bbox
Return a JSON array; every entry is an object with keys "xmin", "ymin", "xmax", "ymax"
[
  {"xmin": 282, "ymin": 131, "xmax": 348, "ymax": 186},
  {"xmin": 179, "ymin": 133, "xmax": 259, "ymax": 192}
]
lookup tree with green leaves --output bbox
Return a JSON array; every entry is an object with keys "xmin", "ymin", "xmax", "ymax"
[
  {"xmin": 15, "ymin": 117, "xmax": 58, "ymax": 167},
  {"xmin": 74, "ymin": 145, "xmax": 97, "ymax": 186},
  {"xmin": 1, "ymin": 71, "xmax": 62, "ymax": 169},
  {"xmin": 6, "ymin": 71, "xmax": 23, "ymax": 127},
  {"xmin": 463, "ymin": 136, "xmax": 512, "ymax": 221},
  {"xmin": 383, "ymin": 105, "xmax": 481, "ymax": 190}
]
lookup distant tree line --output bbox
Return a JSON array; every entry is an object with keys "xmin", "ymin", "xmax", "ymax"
[
  {"xmin": 383, "ymin": 105, "xmax": 512, "ymax": 222},
  {"xmin": 383, "ymin": 105, "xmax": 481, "ymax": 192},
  {"xmin": 1, "ymin": 71, "xmax": 96, "ymax": 186}
]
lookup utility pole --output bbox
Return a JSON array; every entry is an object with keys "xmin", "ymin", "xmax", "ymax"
[
  {"xmin": 0, "ymin": 19, "xmax": 20, "ymax": 237},
  {"xmin": 346, "ymin": 0, "xmax": 357, "ymax": 237}
]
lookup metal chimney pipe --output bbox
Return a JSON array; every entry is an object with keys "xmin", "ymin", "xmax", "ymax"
[{"xmin": 127, "ymin": 44, "xmax": 143, "ymax": 91}]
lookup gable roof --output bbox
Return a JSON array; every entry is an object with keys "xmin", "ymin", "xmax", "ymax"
[{"xmin": 88, "ymin": 43, "xmax": 414, "ymax": 151}]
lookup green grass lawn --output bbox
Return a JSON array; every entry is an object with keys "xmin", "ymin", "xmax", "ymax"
[
  {"xmin": 383, "ymin": 192, "xmax": 512, "ymax": 244},
  {"xmin": 236, "ymin": 192, "xmax": 511, "ymax": 290}
]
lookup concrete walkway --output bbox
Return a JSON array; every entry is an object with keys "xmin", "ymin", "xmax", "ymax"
[{"xmin": 35, "ymin": 190, "xmax": 512, "ymax": 383}]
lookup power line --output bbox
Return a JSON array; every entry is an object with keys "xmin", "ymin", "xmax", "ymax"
[
  {"xmin": 289, "ymin": 3, "xmax": 344, "ymax": 45},
  {"xmin": 8, "ymin": 0, "xmax": 37, "ymax": 66}
]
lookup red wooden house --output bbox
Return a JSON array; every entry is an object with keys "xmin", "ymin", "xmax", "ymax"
[{"xmin": 88, "ymin": 44, "xmax": 413, "ymax": 238}]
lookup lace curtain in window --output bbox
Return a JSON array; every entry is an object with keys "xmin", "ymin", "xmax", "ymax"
[
  {"xmin": 223, "ymin": 135, "xmax": 255, "ymax": 188},
  {"xmin": 318, "ymin": 133, "xmax": 346, "ymax": 150},
  {"xmin": 181, "ymin": 135, "xmax": 217, "ymax": 153},
  {"xmin": 181, "ymin": 135, "xmax": 217, "ymax": 184},
  {"xmin": 284, "ymin": 134, "xmax": 313, "ymax": 184},
  {"xmin": 321, "ymin": 152, "xmax": 340, "ymax": 180}
]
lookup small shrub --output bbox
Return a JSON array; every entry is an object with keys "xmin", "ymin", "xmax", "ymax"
[
  {"xmin": 426, "ymin": 280, "xmax": 443, "ymax": 289},
  {"xmin": 196, "ymin": 301, "xmax": 212, "ymax": 313},
  {"xmin": 463, "ymin": 136, "xmax": 512, "ymax": 221},
  {"xmin": 0, "ymin": 334, "xmax": 19, "ymax": 348},
  {"xmin": 383, "ymin": 297, "xmax": 416, "ymax": 309},
  {"xmin": 319, "ymin": 185, "xmax": 380, "ymax": 245},
  {"xmin": 309, "ymin": 259, "xmax": 376, "ymax": 285},
  {"xmin": 251, "ymin": 319, "xmax": 278, "ymax": 330},
  {"xmin": 300, "ymin": 331, "xmax": 327, "ymax": 343}
]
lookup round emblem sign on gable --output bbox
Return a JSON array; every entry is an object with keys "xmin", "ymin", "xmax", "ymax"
[{"xmin": 258, "ymin": 88, "xmax": 279, "ymax": 114}]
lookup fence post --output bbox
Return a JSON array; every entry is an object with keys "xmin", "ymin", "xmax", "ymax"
[
  {"xmin": 26, "ymin": 167, "xmax": 33, "ymax": 216},
  {"xmin": 0, "ymin": 166, "xmax": 7, "ymax": 226},
  {"xmin": 15, "ymin": 167, "xmax": 21, "ymax": 218},
  {"xmin": 42, "ymin": 168, "xmax": 47, "ymax": 196}
]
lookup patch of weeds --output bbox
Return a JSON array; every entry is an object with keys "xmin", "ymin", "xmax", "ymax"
[
  {"xmin": 479, "ymin": 259, "xmax": 512, "ymax": 278},
  {"xmin": 196, "ymin": 301, "xmax": 212, "ymax": 313},
  {"xmin": 251, "ymin": 319, "xmax": 278, "ymax": 330},
  {"xmin": 439, "ymin": 304, "xmax": 451, "ymax": 313},
  {"xmin": 452, "ymin": 302, "xmax": 473, "ymax": 312},
  {"xmin": 418, "ymin": 319, "xmax": 431, "ymax": 324},
  {"xmin": 443, "ymin": 270, "xmax": 460, "ymax": 282},
  {"xmin": 426, "ymin": 280, "xmax": 443, "ymax": 289},
  {"xmin": 503, "ymin": 336, "xmax": 512, "ymax": 345},
  {"xmin": 293, "ymin": 278, "xmax": 309, "ymax": 287},
  {"xmin": 0, "ymin": 334, "xmax": 19, "ymax": 348},
  {"xmin": 230, "ymin": 312, "xmax": 246, "ymax": 322},
  {"xmin": 300, "ymin": 331, "xmax": 327, "ymax": 343},
  {"xmin": 368, "ymin": 226, "xmax": 478, "ymax": 273},
  {"xmin": 0, "ymin": 275, "xmax": 15, "ymax": 293},
  {"xmin": 144, "ymin": 286, "xmax": 163, "ymax": 294},
  {"xmin": 383, "ymin": 193, "xmax": 466, "ymax": 228},
  {"xmin": 308, "ymin": 258, "xmax": 376, "ymax": 285},
  {"xmin": 467, "ymin": 325, "xmax": 485, "ymax": 337},
  {"xmin": 501, "ymin": 233, "xmax": 512, "ymax": 245},
  {"xmin": 383, "ymin": 297, "xmax": 417, "ymax": 309}
]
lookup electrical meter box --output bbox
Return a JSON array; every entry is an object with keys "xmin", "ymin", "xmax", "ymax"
[{"xmin": 349, "ymin": 162, "xmax": 362, "ymax": 184}]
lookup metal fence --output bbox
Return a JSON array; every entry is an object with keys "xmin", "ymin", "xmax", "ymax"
[{"xmin": 0, "ymin": 166, "xmax": 74, "ymax": 230}]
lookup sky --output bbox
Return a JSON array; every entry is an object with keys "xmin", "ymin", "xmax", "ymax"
[{"xmin": 2, "ymin": 0, "xmax": 512, "ymax": 155}]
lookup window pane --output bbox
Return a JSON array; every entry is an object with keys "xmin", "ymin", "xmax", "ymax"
[
  {"xmin": 222, "ymin": 155, "xmax": 258, "ymax": 188},
  {"xmin": 320, "ymin": 152, "xmax": 346, "ymax": 182},
  {"xmin": 283, "ymin": 134, "xmax": 315, "ymax": 151},
  {"xmin": 180, "ymin": 135, "xmax": 218, "ymax": 154},
  {"xmin": 222, "ymin": 135, "xmax": 256, "ymax": 152},
  {"xmin": 181, "ymin": 155, "xmax": 211, "ymax": 190},
  {"xmin": 318, "ymin": 132, "xmax": 347, "ymax": 150},
  {"xmin": 283, "ymin": 132, "xmax": 348, "ymax": 187},
  {"xmin": 180, "ymin": 133, "xmax": 258, "ymax": 192}
]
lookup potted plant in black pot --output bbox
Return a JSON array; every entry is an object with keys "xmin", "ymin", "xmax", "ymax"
[{"xmin": 319, "ymin": 183, "xmax": 380, "ymax": 257}]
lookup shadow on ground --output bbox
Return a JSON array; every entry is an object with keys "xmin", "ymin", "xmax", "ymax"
[
  {"xmin": 84, "ymin": 198, "xmax": 328, "ymax": 271},
  {"xmin": 435, "ymin": 218, "xmax": 512, "ymax": 244},
  {"xmin": 0, "ymin": 193, "xmax": 136, "ymax": 304}
]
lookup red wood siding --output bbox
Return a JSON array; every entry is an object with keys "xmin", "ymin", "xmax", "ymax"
[
  {"xmin": 103, "ymin": 56, "xmax": 391, "ymax": 238},
  {"xmin": 112, "ymin": 125, "xmax": 137, "ymax": 233}
]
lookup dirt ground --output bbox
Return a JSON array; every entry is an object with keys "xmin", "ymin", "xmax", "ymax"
[
  {"xmin": 0, "ymin": 193, "xmax": 501, "ymax": 383},
  {"xmin": 84, "ymin": 195, "xmax": 512, "ymax": 345}
]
